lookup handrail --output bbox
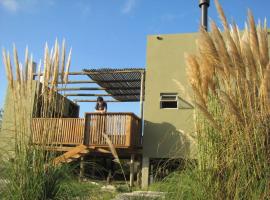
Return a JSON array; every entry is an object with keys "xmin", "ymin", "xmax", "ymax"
[
  {"xmin": 31, "ymin": 112, "xmax": 142, "ymax": 148},
  {"xmin": 84, "ymin": 112, "xmax": 141, "ymax": 121}
]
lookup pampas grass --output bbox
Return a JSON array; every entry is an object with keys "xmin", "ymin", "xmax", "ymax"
[
  {"xmin": 185, "ymin": 0, "xmax": 270, "ymax": 199},
  {"xmin": 0, "ymin": 40, "xmax": 73, "ymax": 199},
  {"xmin": 103, "ymin": 133, "xmax": 131, "ymax": 191}
]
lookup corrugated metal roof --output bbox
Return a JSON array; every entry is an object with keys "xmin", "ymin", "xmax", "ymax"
[{"xmin": 83, "ymin": 68, "xmax": 145, "ymax": 102}]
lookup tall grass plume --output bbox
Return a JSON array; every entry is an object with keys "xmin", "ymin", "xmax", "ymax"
[
  {"xmin": 0, "ymin": 40, "xmax": 74, "ymax": 199},
  {"xmin": 185, "ymin": 0, "xmax": 270, "ymax": 199}
]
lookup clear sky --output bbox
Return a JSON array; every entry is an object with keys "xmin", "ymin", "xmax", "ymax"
[{"xmin": 0, "ymin": 0, "xmax": 270, "ymax": 117}]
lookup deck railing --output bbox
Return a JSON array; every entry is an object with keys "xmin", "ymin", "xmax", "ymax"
[
  {"xmin": 31, "ymin": 112, "xmax": 141, "ymax": 148},
  {"xmin": 84, "ymin": 113, "xmax": 141, "ymax": 148},
  {"xmin": 32, "ymin": 118, "xmax": 85, "ymax": 145}
]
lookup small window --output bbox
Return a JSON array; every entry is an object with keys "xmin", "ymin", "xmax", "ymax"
[{"xmin": 160, "ymin": 93, "xmax": 178, "ymax": 109}]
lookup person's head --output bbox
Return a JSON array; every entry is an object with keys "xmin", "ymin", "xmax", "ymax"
[{"xmin": 97, "ymin": 96, "xmax": 104, "ymax": 104}]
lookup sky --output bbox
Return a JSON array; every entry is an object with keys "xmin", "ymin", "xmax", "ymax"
[{"xmin": 0, "ymin": 0, "xmax": 270, "ymax": 117}]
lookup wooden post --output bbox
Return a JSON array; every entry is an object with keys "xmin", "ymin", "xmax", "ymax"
[
  {"xmin": 91, "ymin": 156, "xmax": 96, "ymax": 178},
  {"xmin": 84, "ymin": 113, "xmax": 91, "ymax": 145},
  {"xmin": 79, "ymin": 156, "xmax": 85, "ymax": 181},
  {"xmin": 129, "ymin": 154, "xmax": 135, "ymax": 187},
  {"xmin": 136, "ymin": 168, "xmax": 141, "ymax": 186},
  {"xmin": 136, "ymin": 156, "xmax": 142, "ymax": 186},
  {"xmin": 125, "ymin": 115, "xmax": 132, "ymax": 147},
  {"xmin": 106, "ymin": 158, "xmax": 113, "ymax": 184},
  {"xmin": 107, "ymin": 170, "xmax": 112, "ymax": 184}
]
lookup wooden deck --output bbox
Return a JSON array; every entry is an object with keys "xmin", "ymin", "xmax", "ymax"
[{"xmin": 31, "ymin": 112, "xmax": 141, "ymax": 150}]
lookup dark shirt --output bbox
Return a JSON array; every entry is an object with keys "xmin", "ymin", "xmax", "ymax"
[{"xmin": 95, "ymin": 102, "xmax": 107, "ymax": 111}]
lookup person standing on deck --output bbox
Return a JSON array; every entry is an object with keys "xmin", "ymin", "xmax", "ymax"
[{"xmin": 95, "ymin": 96, "xmax": 107, "ymax": 113}]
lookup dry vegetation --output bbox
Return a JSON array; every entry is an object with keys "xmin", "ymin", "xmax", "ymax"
[
  {"xmin": 0, "ymin": 40, "xmax": 129, "ymax": 199},
  {"xmin": 0, "ymin": 40, "xmax": 76, "ymax": 199},
  {"xmin": 185, "ymin": 0, "xmax": 269, "ymax": 199},
  {"xmin": 151, "ymin": 1, "xmax": 269, "ymax": 199}
]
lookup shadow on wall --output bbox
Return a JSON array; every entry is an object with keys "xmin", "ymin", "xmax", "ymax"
[{"xmin": 143, "ymin": 120, "xmax": 197, "ymax": 159}]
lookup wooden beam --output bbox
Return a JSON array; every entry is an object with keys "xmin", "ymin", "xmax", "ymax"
[
  {"xmin": 69, "ymin": 70, "xmax": 145, "ymax": 75},
  {"xmin": 57, "ymin": 87, "xmax": 140, "ymax": 91},
  {"xmin": 37, "ymin": 79, "xmax": 141, "ymax": 84},
  {"xmin": 96, "ymin": 148, "xmax": 111, "ymax": 154},
  {"xmin": 130, "ymin": 154, "xmax": 135, "ymax": 187},
  {"xmin": 39, "ymin": 146, "xmax": 76, "ymax": 152},
  {"xmin": 65, "ymin": 93, "xmax": 140, "ymax": 97},
  {"xmin": 73, "ymin": 99, "xmax": 137, "ymax": 103},
  {"xmin": 63, "ymin": 80, "xmax": 96, "ymax": 84},
  {"xmin": 33, "ymin": 70, "xmax": 145, "ymax": 76}
]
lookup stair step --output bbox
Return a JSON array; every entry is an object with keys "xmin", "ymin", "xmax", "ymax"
[
  {"xmin": 71, "ymin": 154, "xmax": 81, "ymax": 159},
  {"xmin": 80, "ymin": 150, "xmax": 90, "ymax": 154},
  {"xmin": 52, "ymin": 144, "xmax": 90, "ymax": 165},
  {"xmin": 66, "ymin": 158, "xmax": 75, "ymax": 163}
]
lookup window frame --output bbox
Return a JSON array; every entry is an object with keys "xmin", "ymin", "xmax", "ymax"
[{"xmin": 160, "ymin": 93, "xmax": 179, "ymax": 109}]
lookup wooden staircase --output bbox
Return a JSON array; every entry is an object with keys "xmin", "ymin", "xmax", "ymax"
[{"xmin": 53, "ymin": 144, "xmax": 89, "ymax": 165}]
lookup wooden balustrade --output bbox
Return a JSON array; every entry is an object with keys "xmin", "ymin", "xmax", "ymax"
[
  {"xmin": 32, "ymin": 118, "xmax": 85, "ymax": 145},
  {"xmin": 84, "ymin": 112, "xmax": 141, "ymax": 148},
  {"xmin": 31, "ymin": 112, "xmax": 142, "ymax": 148}
]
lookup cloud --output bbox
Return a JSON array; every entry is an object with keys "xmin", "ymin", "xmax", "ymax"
[
  {"xmin": 76, "ymin": 2, "xmax": 91, "ymax": 18},
  {"xmin": 122, "ymin": 0, "xmax": 137, "ymax": 14},
  {"xmin": 0, "ymin": 0, "xmax": 18, "ymax": 12},
  {"xmin": 161, "ymin": 14, "xmax": 178, "ymax": 22},
  {"xmin": 161, "ymin": 9, "xmax": 197, "ymax": 23},
  {"xmin": 0, "ymin": 0, "xmax": 54, "ymax": 13},
  {"xmin": 82, "ymin": 5, "xmax": 91, "ymax": 15}
]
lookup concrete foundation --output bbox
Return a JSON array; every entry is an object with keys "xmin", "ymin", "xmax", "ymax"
[{"xmin": 141, "ymin": 156, "xmax": 149, "ymax": 189}]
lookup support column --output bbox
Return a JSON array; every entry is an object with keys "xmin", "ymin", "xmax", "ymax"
[
  {"xmin": 141, "ymin": 156, "xmax": 149, "ymax": 189},
  {"xmin": 136, "ymin": 158, "xmax": 142, "ymax": 186},
  {"xmin": 106, "ymin": 158, "xmax": 113, "ymax": 184},
  {"xmin": 91, "ymin": 156, "xmax": 96, "ymax": 178},
  {"xmin": 107, "ymin": 170, "xmax": 112, "ymax": 184},
  {"xmin": 129, "ymin": 154, "xmax": 135, "ymax": 187},
  {"xmin": 139, "ymin": 72, "xmax": 145, "ymax": 136},
  {"xmin": 79, "ymin": 156, "xmax": 85, "ymax": 181}
]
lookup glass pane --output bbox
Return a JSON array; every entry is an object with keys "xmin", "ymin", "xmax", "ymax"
[{"xmin": 160, "ymin": 101, "xmax": 177, "ymax": 109}]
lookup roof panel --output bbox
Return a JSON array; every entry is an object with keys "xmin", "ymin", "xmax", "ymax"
[{"xmin": 83, "ymin": 68, "xmax": 145, "ymax": 102}]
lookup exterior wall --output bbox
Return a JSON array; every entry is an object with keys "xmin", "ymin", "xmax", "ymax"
[
  {"xmin": 143, "ymin": 33, "xmax": 198, "ymax": 159},
  {"xmin": 0, "ymin": 82, "xmax": 38, "ymax": 158}
]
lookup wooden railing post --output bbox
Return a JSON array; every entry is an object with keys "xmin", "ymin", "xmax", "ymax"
[
  {"xmin": 84, "ymin": 114, "xmax": 91, "ymax": 146},
  {"xmin": 125, "ymin": 115, "xmax": 132, "ymax": 147}
]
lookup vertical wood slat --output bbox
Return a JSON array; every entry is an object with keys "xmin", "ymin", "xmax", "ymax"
[
  {"xmin": 32, "ymin": 113, "xmax": 142, "ymax": 148},
  {"xmin": 32, "ymin": 118, "xmax": 85, "ymax": 145},
  {"xmin": 84, "ymin": 113, "xmax": 141, "ymax": 147}
]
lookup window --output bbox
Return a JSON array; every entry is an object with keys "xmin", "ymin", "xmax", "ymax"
[
  {"xmin": 160, "ymin": 93, "xmax": 178, "ymax": 109},
  {"xmin": 160, "ymin": 93, "xmax": 194, "ymax": 109}
]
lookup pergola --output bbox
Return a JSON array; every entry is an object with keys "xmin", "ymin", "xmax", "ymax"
[{"xmin": 35, "ymin": 68, "xmax": 145, "ymax": 117}]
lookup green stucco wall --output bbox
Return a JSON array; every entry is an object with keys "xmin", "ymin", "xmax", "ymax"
[
  {"xmin": 143, "ymin": 33, "xmax": 198, "ymax": 159},
  {"xmin": 0, "ymin": 82, "xmax": 38, "ymax": 158}
]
